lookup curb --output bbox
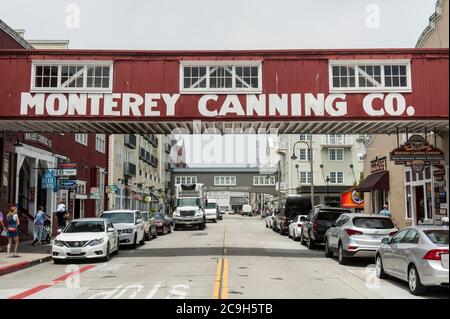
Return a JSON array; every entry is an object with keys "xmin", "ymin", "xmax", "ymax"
[{"xmin": 0, "ymin": 255, "xmax": 52, "ymax": 277}]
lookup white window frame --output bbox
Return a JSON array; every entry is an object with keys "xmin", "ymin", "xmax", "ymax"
[
  {"xmin": 95, "ymin": 134, "xmax": 106, "ymax": 154},
  {"xmin": 214, "ymin": 176, "xmax": 237, "ymax": 186},
  {"xmin": 329, "ymin": 148, "xmax": 344, "ymax": 161},
  {"xmin": 298, "ymin": 148, "xmax": 311, "ymax": 161},
  {"xmin": 299, "ymin": 134, "xmax": 313, "ymax": 141},
  {"xmin": 75, "ymin": 133, "xmax": 88, "ymax": 146},
  {"xmin": 299, "ymin": 171, "xmax": 312, "ymax": 184},
  {"xmin": 180, "ymin": 60, "xmax": 262, "ymax": 94},
  {"xmin": 175, "ymin": 176, "xmax": 197, "ymax": 184},
  {"xmin": 31, "ymin": 60, "xmax": 113, "ymax": 93},
  {"xmin": 328, "ymin": 59, "xmax": 412, "ymax": 93},
  {"xmin": 329, "ymin": 172, "xmax": 344, "ymax": 184},
  {"xmin": 253, "ymin": 176, "xmax": 275, "ymax": 186}
]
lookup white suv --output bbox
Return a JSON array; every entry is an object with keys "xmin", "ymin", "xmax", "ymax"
[{"xmin": 100, "ymin": 210, "xmax": 146, "ymax": 248}]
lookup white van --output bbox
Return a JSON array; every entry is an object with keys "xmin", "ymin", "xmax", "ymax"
[{"xmin": 242, "ymin": 204, "xmax": 252, "ymax": 216}]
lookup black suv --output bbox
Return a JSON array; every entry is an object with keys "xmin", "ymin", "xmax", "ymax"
[
  {"xmin": 278, "ymin": 195, "xmax": 312, "ymax": 235},
  {"xmin": 300, "ymin": 205, "xmax": 351, "ymax": 249}
]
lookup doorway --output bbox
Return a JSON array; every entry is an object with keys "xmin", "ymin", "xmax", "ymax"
[{"xmin": 414, "ymin": 185, "xmax": 425, "ymax": 224}]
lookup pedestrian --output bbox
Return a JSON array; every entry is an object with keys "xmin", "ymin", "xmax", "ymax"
[
  {"xmin": 379, "ymin": 204, "xmax": 392, "ymax": 218},
  {"xmin": 6, "ymin": 205, "xmax": 20, "ymax": 257},
  {"xmin": 0, "ymin": 208, "xmax": 6, "ymax": 252},
  {"xmin": 56, "ymin": 201, "xmax": 68, "ymax": 229},
  {"xmin": 32, "ymin": 206, "xmax": 46, "ymax": 245}
]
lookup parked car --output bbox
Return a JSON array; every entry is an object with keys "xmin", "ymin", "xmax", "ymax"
[
  {"xmin": 242, "ymin": 204, "xmax": 252, "ymax": 216},
  {"xmin": 100, "ymin": 210, "xmax": 145, "ymax": 248},
  {"xmin": 228, "ymin": 209, "xmax": 236, "ymax": 215},
  {"xmin": 52, "ymin": 218, "xmax": 119, "ymax": 263},
  {"xmin": 272, "ymin": 209, "xmax": 282, "ymax": 232},
  {"xmin": 375, "ymin": 225, "xmax": 449, "ymax": 295},
  {"xmin": 278, "ymin": 195, "xmax": 312, "ymax": 236},
  {"xmin": 324, "ymin": 213, "xmax": 398, "ymax": 264},
  {"xmin": 151, "ymin": 212, "xmax": 173, "ymax": 235},
  {"xmin": 300, "ymin": 206, "xmax": 351, "ymax": 249},
  {"xmin": 141, "ymin": 211, "xmax": 158, "ymax": 240},
  {"xmin": 266, "ymin": 211, "xmax": 276, "ymax": 229},
  {"xmin": 288, "ymin": 215, "xmax": 308, "ymax": 241}
]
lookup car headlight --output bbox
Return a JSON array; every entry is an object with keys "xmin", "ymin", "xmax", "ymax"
[
  {"xmin": 88, "ymin": 238, "xmax": 104, "ymax": 246},
  {"xmin": 121, "ymin": 228, "xmax": 133, "ymax": 233},
  {"xmin": 195, "ymin": 210, "xmax": 203, "ymax": 217},
  {"xmin": 173, "ymin": 210, "xmax": 180, "ymax": 217},
  {"xmin": 53, "ymin": 239, "xmax": 65, "ymax": 247}
]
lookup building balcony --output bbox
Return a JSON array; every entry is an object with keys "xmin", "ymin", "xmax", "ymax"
[
  {"xmin": 124, "ymin": 134, "xmax": 137, "ymax": 149},
  {"xmin": 124, "ymin": 162, "xmax": 136, "ymax": 178},
  {"xmin": 321, "ymin": 135, "xmax": 353, "ymax": 147}
]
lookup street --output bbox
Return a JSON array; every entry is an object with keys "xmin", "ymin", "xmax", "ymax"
[{"xmin": 0, "ymin": 214, "xmax": 447, "ymax": 299}]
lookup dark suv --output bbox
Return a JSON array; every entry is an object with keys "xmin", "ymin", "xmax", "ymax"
[
  {"xmin": 278, "ymin": 195, "xmax": 312, "ymax": 235},
  {"xmin": 300, "ymin": 206, "xmax": 351, "ymax": 249}
]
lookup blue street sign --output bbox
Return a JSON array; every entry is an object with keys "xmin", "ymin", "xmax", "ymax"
[
  {"xmin": 42, "ymin": 170, "xmax": 56, "ymax": 189},
  {"xmin": 58, "ymin": 179, "xmax": 76, "ymax": 189}
]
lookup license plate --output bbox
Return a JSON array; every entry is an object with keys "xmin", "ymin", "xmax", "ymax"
[{"xmin": 70, "ymin": 248, "xmax": 82, "ymax": 254}]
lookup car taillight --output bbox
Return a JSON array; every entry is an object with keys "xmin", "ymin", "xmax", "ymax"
[
  {"xmin": 389, "ymin": 231, "xmax": 397, "ymax": 236},
  {"xmin": 297, "ymin": 224, "xmax": 303, "ymax": 228},
  {"xmin": 345, "ymin": 229, "xmax": 363, "ymax": 236},
  {"xmin": 423, "ymin": 249, "xmax": 449, "ymax": 260},
  {"xmin": 313, "ymin": 222, "xmax": 318, "ymax": 232},
  {"xmin": 347, "ymin": 246, "xmax": 357, "ymax": 250}
]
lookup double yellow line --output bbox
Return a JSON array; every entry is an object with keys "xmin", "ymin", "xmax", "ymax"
[{"xmin": 213, "ymin": 226, "xmax": 228, "ymax": 299}]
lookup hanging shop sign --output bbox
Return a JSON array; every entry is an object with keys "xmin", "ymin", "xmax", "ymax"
[
  {"xmin": 341, "ymin": 188, "xmax": 364, "ymax": 209},
  {"xmin": 390, "ymin": 135, "xmax": 444, "ymax": 173},
  {"xmin": 24, "ymin": 133, "xmax": 52, "ymax": 148},
  {"xmin": 42, "ymin": 170, "xmax": 56, "ymax": 189},
  {"xmin": 370, "ymin": 157, "xmax": 387, "ymax": 174},
  {"xmin": 58, "ymin": 163, "xmax": 77, "ymax": 177},
  {"xmin": 90, "ymin": 187, "xmax": 101, "ymax": 199},
  {"xmin": 58, "ymin": 178, "xmax": 76, "ymax": 189},
  {"xmin": 144, "ymin": 195, "xmax": 152, "ymax": 203},
  {"xmin": 106, "ymin": 184, "xmax": 119, "ymax": 194}
]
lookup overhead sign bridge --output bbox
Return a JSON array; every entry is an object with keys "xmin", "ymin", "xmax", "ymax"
[{"xmin": 0, "ymin": 48, "xmax": 448, "ymax": 134}]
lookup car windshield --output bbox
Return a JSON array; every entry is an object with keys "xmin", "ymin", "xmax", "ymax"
[
  {"xmin": 177, "ymin": 198, "xmax": 200, "ymax": 207},
  {"xmin": 353, "ymin": 217, "xmax": 395, "ymax": 229},
  {"xmin": 64, "ymin": 221, "xmax": 104, "ymax": 233},
  {"xmin": 101, "ymin": 212, "xmax": 134, "ymax": 224},
  {"xmin": 142, "ymin": 213, "xmax": 149, "ymax": 221},
  {"xmin": 152, "ymin": 213, "xmax": 164, "ymax": 220},
  {"xmin": 206, "ymin": 203, "xmax": 217, "ymax": 209},
  {"xmin": 317, "ymin": 210, "xmax": 347, "ymax": 221},
  {"xmin": 424, "ymin": 230, "xmax": 449, "ymax": 245},
  {"xmin": 285, "ymin": 199, "xmax": 312, "ymax": 218}
]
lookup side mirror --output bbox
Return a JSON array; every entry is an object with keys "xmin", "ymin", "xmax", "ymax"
[
  {"xmin": 381, "ymin": 237, "xmax": 390, "ymax": 245},
  {"xmin": 107, "ymin": 227, "xmax": 115, "ymax": 233}
]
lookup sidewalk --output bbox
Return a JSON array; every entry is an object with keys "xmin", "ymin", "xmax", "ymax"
[{"xmin": 0, "ymin": 241, "xmax": 52, "ymax": 277}]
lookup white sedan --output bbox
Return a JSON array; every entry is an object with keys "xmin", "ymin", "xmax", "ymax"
[
  {"xmin": 288, "ymin": 215, "xmax": 308, "ymax": 241},
  {"xmin": 52, "ymin": 218, "xmax": 119, "ymax": 263}
]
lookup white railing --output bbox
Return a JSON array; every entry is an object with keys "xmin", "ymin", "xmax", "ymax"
[{"xmin": 321, "ymin": 135, "xmax": 353, "ymax": 145}]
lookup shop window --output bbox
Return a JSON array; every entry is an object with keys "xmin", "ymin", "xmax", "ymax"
[
  {"xmin": 405, "ymin": 171, "xmax": 411, "ymax": 183},
  {"xmin": 329, "ymin": 60, "xmax": 411, "ymax": 93},
  {"xmin": 32, "ymin": 61, "xmax": 113, "ymax": 92},
  {"xmin": 181, "ymin": 61, "xmax": 262, "ymax": 93}
]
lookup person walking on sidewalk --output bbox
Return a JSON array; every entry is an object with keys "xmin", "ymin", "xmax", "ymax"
[
  {"xmin": 56, "ymin": 201, "xmax": 68, "ymax": 229},
  {"xmin": 0, "ymin": 209, "xmax": 6, "ymax": 252},
  {"xmin": 32, "ymin": 206, "xmax": 46, "ymax": 245},
  {"xmin": 6, "ymin": 205, "xmax": 20, "ymax": 257}
]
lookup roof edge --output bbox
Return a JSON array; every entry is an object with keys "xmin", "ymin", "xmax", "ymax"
[
  {"xmin": 0, "ymin": 19, "xmax": 33, "ymax": 49},
  {"xmin": 416, "ymin": 0, "xmax": 446, "ymax": 48}
]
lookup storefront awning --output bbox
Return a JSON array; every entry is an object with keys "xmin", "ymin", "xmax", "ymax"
[{"xmin": 355, "ymin": 171, "xmax": 389, "ymax": 192}]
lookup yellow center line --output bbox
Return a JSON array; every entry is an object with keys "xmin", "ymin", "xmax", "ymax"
[
  {"xmin": 222, "ymin": 257, "xmax": 229, "ymax": 299},
  {"xmin": 213, "ymin": 258, "xmax": 223, "ymax": 299},
  {"xmin": 212, "ymin": 224, "xmax": 229, "ymax": 299}
]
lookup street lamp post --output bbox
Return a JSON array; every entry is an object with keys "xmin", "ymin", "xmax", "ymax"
[
  {"xmin": 291, "ymin": 140, "xmax": 315, "ymax": 207},
  {"xmin": 325, "ymin": 176, "xmax": 330, "ymax": 205}
]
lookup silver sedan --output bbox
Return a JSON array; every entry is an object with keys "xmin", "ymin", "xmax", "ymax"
[{"xmin": 375, "ymin": 225, "xmax": 449, "ymax": 295}]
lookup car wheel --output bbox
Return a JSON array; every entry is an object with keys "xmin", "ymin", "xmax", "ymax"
[
  {"xmin": 103, "ymin": 243, "xmax": 111, "ymax": 261},
  {"xmin": 144, "ymin": 231, "xmax": 150, "ymax": 241},
  {"xmin": 408, "ymin": 265, "xmax": 427, "ymax": 295},
  {"xmin": 140, "ymin": 232, "xmax": 145, "ymax": 245},
  {"xmin": 113, "ymin": 240, "xmax": 119, "ymax": 255},
  {"xmin": 338, "ymin": 243, "xmax": 348, "ymax": 265},
  {"xmin": 324, "ymin": 238, "xmax": 333, "ymax": 258},
  {"xmin": 375, "ymin": 255, "xmax": 387, "ymax": 279},
  {"xmin": 307, "ymin": 234, "xmax": 315, "ymax": 250},
  {"xmin": 131, "ymin": 234, "xmax": 138, "ymax": 249}
]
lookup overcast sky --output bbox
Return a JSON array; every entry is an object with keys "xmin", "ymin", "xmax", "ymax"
[{"xmin": 1, "ymin": 0, "xmax": 438, "ymax": 166}]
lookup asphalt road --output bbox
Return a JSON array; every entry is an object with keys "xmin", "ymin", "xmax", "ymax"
[{"xmin": 0, "ymin": 215, "xmax": 448, "ymax": 299}]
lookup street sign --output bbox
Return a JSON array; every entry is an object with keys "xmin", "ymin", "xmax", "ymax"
[
  {"xmin": 42, "ymin": 170, "xmax": 56, "ymax": 189},
  {"xmin": 58, "ymin": 163, "xmax": 77, "ymax": 177},
  {"xmin": 106, "ymin": 185, "xmax": 119, "ymax": 194},
  {"xmin": 58, "ymin": 179, "xmax": 76, "ymax": 189}
]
